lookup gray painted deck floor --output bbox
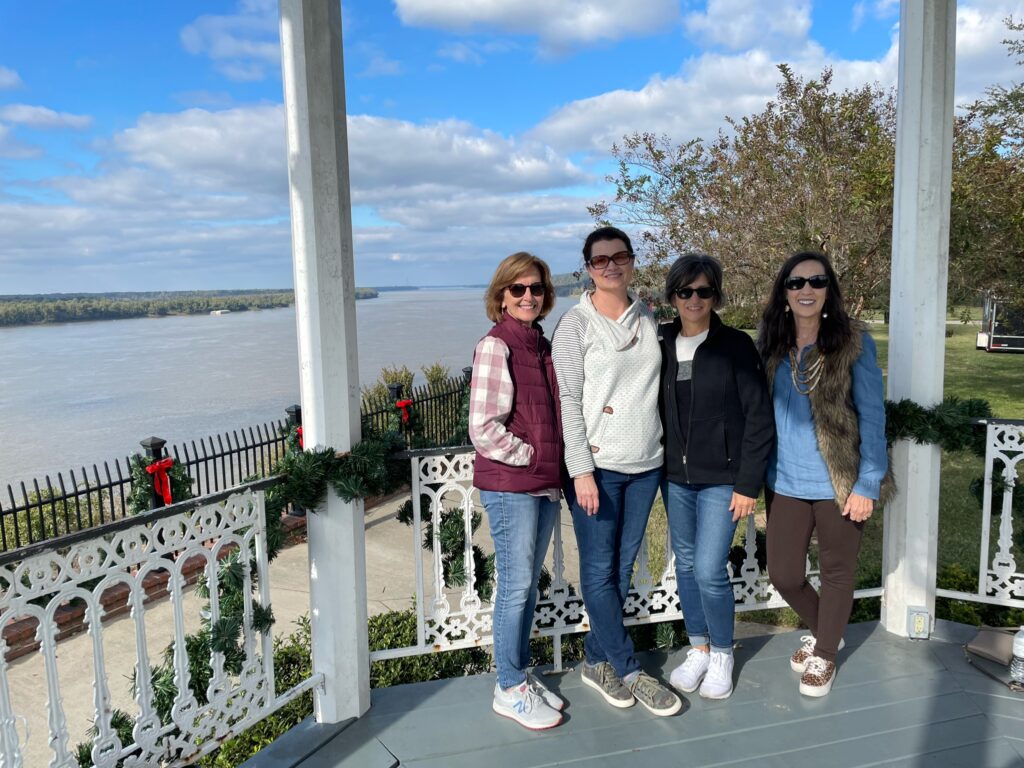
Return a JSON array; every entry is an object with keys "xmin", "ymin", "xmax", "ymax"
[{"xmin": 251, "ymin": 621, "xmax": 1024, "ymax": 768}]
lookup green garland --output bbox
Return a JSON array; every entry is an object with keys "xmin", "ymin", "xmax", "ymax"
[
  {"xmin": 126, "ymin": 453, "xmax": 194, "ymax": 515},
  {"xmin": 274, "ymin": 419, "xmax": 407, "ymax": 508},
  {"xmin": 884, "ymin": 395, "xmax": 993, "ymax": 457}
]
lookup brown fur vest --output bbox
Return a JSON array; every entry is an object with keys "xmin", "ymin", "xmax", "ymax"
[{"xmin": 765, "ymin": 322, "xmax": 896, "ymax": 508}]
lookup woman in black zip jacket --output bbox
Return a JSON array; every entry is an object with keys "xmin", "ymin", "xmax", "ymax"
[{"xmin": 658, "ymin": 254, "xmax": 775, "ymax": 700}]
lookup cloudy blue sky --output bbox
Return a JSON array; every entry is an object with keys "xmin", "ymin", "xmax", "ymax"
[{"xmin": 0, "ymin": 0, "xmax": 1021, "ymax": 293}]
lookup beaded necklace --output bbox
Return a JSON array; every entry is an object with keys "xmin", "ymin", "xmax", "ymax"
[{"xmin": 789, "ymin": 347, "xmax": 824, "ymax": 395}]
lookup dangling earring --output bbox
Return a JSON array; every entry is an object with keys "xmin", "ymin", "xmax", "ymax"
[
  {"xmin": 784, "ymin": 305, "xmax": 790, "ymax": 314},
  {"xmin": 822, "ymin": 310, "xmax": 828, "ymax": 319}
]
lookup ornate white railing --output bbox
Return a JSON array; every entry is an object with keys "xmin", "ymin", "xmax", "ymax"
[
  {"xmin": 937, "ymin": 420, "xmax": 1024, "ymax": 609},
  {"xmin": 0, "ymin": 480, "xmax": 321, "ymax": 768},
  {"xmin": 372, "ymin": 448, "xmax": 875, "ymax": 670}
]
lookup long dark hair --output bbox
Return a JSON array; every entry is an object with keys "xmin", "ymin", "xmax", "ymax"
[{"xmin": 757, "ymin": 251, "xmax": 853, "ymax": 360}]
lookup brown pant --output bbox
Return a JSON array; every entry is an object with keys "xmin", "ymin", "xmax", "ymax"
[{"xmin": 765, "ymin": 490, "xmax": 864, "ymax": 662}]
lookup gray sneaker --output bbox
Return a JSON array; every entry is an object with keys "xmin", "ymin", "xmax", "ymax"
[
  {"xmin": 626, "ymin": 671, "xmax": 683, "ymax": 716},
  {"xmin": 580, "ymin": 661, "xmax": 634, "ymax": 708}
]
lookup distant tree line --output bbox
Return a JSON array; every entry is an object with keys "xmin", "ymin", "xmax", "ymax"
[
  {"xmin": 0, "ymin": 288, "xmax": 380, "ymax": 327},
  {"xmin": 552, "ymin": 271, "xmax": 587, "ymax": 296}
]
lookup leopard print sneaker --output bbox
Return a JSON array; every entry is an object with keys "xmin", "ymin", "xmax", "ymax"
[{"xmin": 799, "ymin": 656, "xmax": 836, "ymax": 697}]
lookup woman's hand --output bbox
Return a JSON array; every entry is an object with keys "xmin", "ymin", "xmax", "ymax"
[
  {"xmin": 842, "ymin": 492, "xmax": 874, "ymax": 522},
  {"xmin": 574, "ymin": 474, "xmax": 600, "ymax": 516},
  {"xmin": 730, "ymin": 492, "xmax": 757, "ymax": 523}
]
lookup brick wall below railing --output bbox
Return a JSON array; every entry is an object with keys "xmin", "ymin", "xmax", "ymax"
[{"xmin": 2, "ymin": 513, "xmax": 309, "ymax": 663}]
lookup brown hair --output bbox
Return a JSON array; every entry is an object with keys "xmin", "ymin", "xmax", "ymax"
[{"xmin": 484, "ymin": 252, "xmax": 556, "ymax": 323}]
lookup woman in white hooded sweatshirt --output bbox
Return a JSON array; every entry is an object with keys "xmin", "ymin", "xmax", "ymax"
[{"xmin": 552, "ymin": 226, "xmax": 681, "ymax": 717}]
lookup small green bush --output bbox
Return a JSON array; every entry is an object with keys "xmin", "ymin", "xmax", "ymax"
[
  {"xmin": 380, "ymin": 365, "xmax": 414, "ymax": 395},
  {"xmin": 717, "ymin": 303, "xmax": 762, "ymax": 330},
  {"xmin": 197, "ymin": 618, "xmax": 315, "ymax": 768},
  {"xmin": 421, "ymin": 362, "xmax": 451, "ymax": 392},
  {"xmin": 935, "ymin": 563, "xmax": 1024, "ymax": 627},
  {"xmin": 370, "ymin": 608, "xmax": 491, "ymax": 688},
  {"xmin": 1, "ymin": 487, "xmax": 107, "ymax": 552}
]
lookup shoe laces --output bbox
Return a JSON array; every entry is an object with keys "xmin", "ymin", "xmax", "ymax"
[
  {"xmin": 532, "ymin": 671, "xmax": 548, "ymax": 696},
  {"xmin": 630, "ymin": 672, "xmax": 660, "ymax": 699},
  {"xmin": 798, "ymin": 634, "xmax": 816, "ymax": 653},
  {"xmin": 597, "ymin": 662, "xmax": 617, "ymax": 686},
  {"xmin": 682, "ymin": 648, "xmax": 708, "ymax": 672},
  {"xmin": 527, "ymin": 674, "xmax": 551, "ymax": 700},
  {"xmin": 804, "ymin": 656, "xmax": 828, "ymax": 676},
  {"xmin": 514, "ymin": 682, "xmax": 544, "ymax": 712}
]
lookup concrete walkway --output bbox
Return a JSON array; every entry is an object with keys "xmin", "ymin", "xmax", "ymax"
[{"xmin": 8, "ymin": 492, "xmax": 785, "ymax": 767}]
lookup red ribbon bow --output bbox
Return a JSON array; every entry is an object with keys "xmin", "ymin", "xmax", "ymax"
[
  {"xmin": 296, "ymin": 425, "xmax": 304, "ymax": 449},
  {"xmin": 145, "ymin": 457, "xmax": 174, "ymax": 506},
  {"xmin": 395, "ymin": 399, "xmax": 414, "ymax": 424}
]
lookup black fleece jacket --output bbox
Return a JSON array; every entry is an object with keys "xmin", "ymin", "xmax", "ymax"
[{"xmin": 658, "ymin": 313, "xmax": 775, "ymax": 497}]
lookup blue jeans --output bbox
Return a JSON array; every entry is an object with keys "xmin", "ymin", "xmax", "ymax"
[
  {"xmin": 480, "ymin": 490, "xmax": 560, "ymax": 690},
  {"xmin": 566, "ymin": 466, "xmax": 661, "ymax": 678},
  {"xmin": 663, "ymin": 481, "xmax": 737, "ymax": 653}
]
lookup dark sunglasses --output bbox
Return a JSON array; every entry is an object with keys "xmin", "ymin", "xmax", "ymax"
[
  {"xmin": 674, "ymin": 286, "xmax": 716, "ymax": 300},
  {"xmin": 587, "ymin": 251, "xmax": 634, "ymax": 270},
  {"xmin": 507, "ymin": 282, "xmax": 545, "ymax": 298},
  {"xmin": 784, "ymin": 274, "xmax": 829, "ymax": 291}
]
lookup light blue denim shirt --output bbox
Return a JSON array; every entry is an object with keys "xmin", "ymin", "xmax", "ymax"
[{"xmin": 766, "ymin": 331, "xmax": 888, "ymax": 501}]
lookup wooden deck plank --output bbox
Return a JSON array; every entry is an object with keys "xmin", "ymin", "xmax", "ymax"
[
  {"xmin": 289, "ymin": 623, "xmax": 1024, "ymax": 768},
  {"xmin": 873, "ymin": 738, "xmax": 1024, "ymax": 768}
]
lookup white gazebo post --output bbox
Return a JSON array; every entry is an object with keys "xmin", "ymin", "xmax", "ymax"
[
  {"xmin": 881, "ymin": 0, "xmax": 956, "ymax": 638},
  {"xmin": 278, "ymin": 0, "xmax": 370, "ymax": 719}
]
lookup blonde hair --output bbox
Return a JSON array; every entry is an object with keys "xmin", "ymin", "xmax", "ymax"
[{"xmin": 484, "ymin": 252, "xmax": 556, "ymax": 323}]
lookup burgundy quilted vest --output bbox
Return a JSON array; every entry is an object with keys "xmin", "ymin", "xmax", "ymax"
[{"xmin": 472, "ymin": 314, "xmax": 563, "ymax": 493}]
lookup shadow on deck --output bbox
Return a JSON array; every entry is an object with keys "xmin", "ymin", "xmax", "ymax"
[{"xmin": 245, "ymin": 621, "xmax": 1024, "ymax": 768}]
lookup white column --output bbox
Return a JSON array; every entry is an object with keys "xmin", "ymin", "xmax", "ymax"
[
  {"xmin": 881, "ymin": 0, "xmax": 956, "ymax": 637},
  {"xmin": 278, "ymin": 0, "xmax": 369, "ymax": 719}
]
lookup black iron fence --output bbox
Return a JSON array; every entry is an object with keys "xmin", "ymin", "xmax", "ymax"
[
  {"xmin": 361, "ymin": 372, "xmax": 470, "ymax": 447},
  {"xmin": 1, "ymin": 371, "xmax": 471, "ymax": 553},
  {"xmin": 0, "ymin": 417, "xmax": 291, "ymax": 552}
]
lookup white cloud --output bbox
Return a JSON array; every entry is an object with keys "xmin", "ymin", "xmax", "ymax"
[
  {"xmin": 0, "ymin": 104, "xmax": 93, "ymax": 130},
  {"xmin": 851, "ymin": 2, "xmax": 867, "ymax": 32},
  {"xmin": 347, "ymin": 116, "xmax": 588, "ymax": 199},
  {"xmin": 530, "ymin": 49, "xmax": 797, "ymax": 153},
  {"xmin": 0, "ymin": 104, "xmax": 594, "ymax": 290},
  {"xmin": 955, "ymin": 2, "xmax": 1024, "ymax": 106},
  {"xmin": 394, "ymin": 0, "xmax": 680, "ymax": 51},
  {"xmin": 0, "ymin": 125, "xmax": 41, "ymax": 159},
  {"xmin": 108, "ymin": 106, "xmax": 286, "ymax": 197},
  {"xmin": 437, "ymin": 40, "xmax": 517, "ymax": 65},
  {"xmin": 374, "ymin": 191, "xmax": 588, "ymax": 230},
  {"xmin": 180, "ymin": 1, "xmax": 280, "ymax": 81},
  {"xmin": 684, "ymin": 0, "xmax": 812, "ymax": 54},
  {"xmin": 438, "ymin": 42, "xmax": 482, "ymax": 65},
  {"xmin": 360, "ymin": 54, "xmax": 403, "ymax": 77},
  {"xmin": 528, "ymin": 0, "xmax": 1024, "ymax": 158},
  {"xmin": 0, "ymin": 66, "xmax": 23, "ymax": 89}
]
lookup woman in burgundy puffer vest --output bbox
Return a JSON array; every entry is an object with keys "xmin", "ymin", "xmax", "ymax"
[{"xmin": 469, "ymin": 251, "xmax": 564, "ymax": 731}]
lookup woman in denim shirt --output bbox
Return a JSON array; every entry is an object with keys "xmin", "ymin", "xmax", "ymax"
[{"xmin": 757, "ymin": 251, "xmax": 893, "ymax": 698}]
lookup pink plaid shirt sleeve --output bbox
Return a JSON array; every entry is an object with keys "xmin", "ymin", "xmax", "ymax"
[{"xmin": 468, "ymin": 336, "xmax": 533, "ymax": 466}]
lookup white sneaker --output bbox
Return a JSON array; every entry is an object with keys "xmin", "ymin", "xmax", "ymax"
[
  {"xmin": 527, "ymin": 671, "xmax": 564, "ymax": 711},
  {"xmin": 492, "ymin": 681, "xmax": 562, "ymax": 730},
  {"xmin": 790, "ymin": 635, "xmax": 845, "ymax": 672},
  {"xmin": 699, "ymin": 651, "xmax": 734, "ymax": 699},
  {"xmin": 670, "ymin": 647, "xmax": 710, "ymax": 693}
]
